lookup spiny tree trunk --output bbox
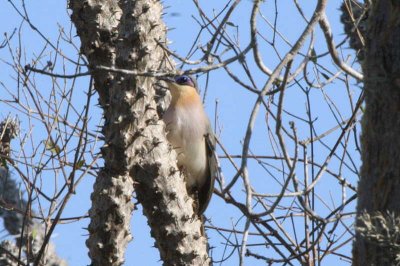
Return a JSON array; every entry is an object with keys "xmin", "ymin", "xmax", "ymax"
[
  {"xmin": 69, "ymin": 1, "xmax": 210, "ymax": 265},
  {"xmin": 351, "ymin": 1, "xmax": 400, "ymax": 265}
]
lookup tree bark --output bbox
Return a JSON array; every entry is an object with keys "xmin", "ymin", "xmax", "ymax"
[
  {"xmin": 352, "ymin": 1, "xmax": 400, "ymax": 265},
  {"xmin": 69, "ymin": 1, "xmax": 210, "ymax": 265}
]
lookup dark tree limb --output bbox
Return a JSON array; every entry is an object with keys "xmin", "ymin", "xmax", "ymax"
[{"xmin": 342, "ymin": 1, "xmax": 400, "ymax": 265}]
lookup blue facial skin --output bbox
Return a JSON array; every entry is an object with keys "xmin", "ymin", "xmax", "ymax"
[{"xmin": 175, "ymin": 75, "xmax": 194, "ymax": 87}]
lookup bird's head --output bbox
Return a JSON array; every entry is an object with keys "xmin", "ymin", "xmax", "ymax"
[{"xmin": 159, "ymin": 75, "xmax": 200, "ymax": 106}]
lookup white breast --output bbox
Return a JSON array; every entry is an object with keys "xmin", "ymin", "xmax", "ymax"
[{"xmin": 163, "ymin": 104, "xmax": 209, "ymax": 189}]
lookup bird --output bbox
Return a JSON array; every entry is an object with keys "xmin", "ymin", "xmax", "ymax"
[{"xmin": 160, "ymin": 75, "xmax": 217, "ymax": 215}]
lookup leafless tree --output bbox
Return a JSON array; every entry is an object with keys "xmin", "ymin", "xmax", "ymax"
[{"xmin": 1, "ymin": 0, "xmax": 395, "ymax": 265}]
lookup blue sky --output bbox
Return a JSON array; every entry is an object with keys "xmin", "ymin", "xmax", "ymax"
[{"xmin": 0, "ymin": 1, "xmax": 361, "ymax": 265}]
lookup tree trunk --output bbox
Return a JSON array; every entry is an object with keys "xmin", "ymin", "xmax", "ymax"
[
  {"xmin": 353, "ymin": 1, "xmax": 400, "ymax": 265},
  {"xmin": 69, "ymin": 1, "xmax": 210, "ymax": 265}
]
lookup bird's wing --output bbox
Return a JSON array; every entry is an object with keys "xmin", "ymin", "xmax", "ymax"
[{"xmin": 197, "ymin": 130, "xmax": 219, "ymax": 215}]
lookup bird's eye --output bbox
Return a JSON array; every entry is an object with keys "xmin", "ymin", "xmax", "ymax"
[{"xmin": 175, "ymin": 75, "xmax": 193, "ymax": 86}]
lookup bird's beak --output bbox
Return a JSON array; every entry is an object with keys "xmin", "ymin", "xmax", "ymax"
[
  {"xmin": 158, "ymin": 76, "xmax": 176, "ymax": 84},
  {"xmin": 158, "ymin": 76, "xmax": 181, "ymax": 93}
]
